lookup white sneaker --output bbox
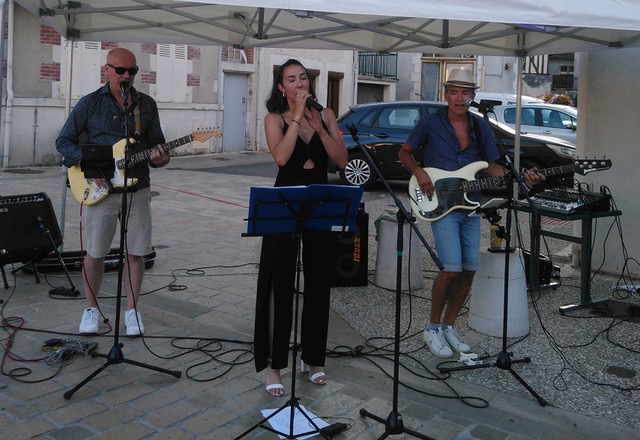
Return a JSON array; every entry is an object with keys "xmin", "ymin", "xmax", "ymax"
[
  {"xmin": 442, "ymin": 326, "xmax": 471, "ymax": 353},
  {"xmin": 79, "ymin": 307, "xmax": 99, "ymax": 334},
  {"xmin": 423, "ymin": 328, "xmax": 453, "ymax": 358},
  {"xmin": 125, "ymin": 309, "xmax": 144, "ymax": 337}
]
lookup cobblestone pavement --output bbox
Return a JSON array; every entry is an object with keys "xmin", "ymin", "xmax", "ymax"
[{"xmin": 1, "ymin": 152, "xmax": 638, "ymax": 439}]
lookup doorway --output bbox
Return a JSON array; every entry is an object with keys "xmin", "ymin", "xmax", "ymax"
[{"xmin": 222, "ymin": 73, "xmax": 248, "ymax": 152}]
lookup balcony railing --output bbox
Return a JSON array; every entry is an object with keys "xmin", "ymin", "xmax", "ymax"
[{"xmin": 358, "ymin": 52, "xmax": 398, "ymax": 80}]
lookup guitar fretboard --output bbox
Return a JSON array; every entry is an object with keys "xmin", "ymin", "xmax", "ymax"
[
  {"xmin": 461, "ymin": 164, "xmax": 578, "ymax": 192},
  {"xmin": 116, "ymin": 135, "xmax": 194, "ymax": 170}
]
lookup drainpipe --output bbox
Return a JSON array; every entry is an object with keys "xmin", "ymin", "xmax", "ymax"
[
  {"xmin": 2, "ymin": 0, "xmax": 14, "ymax": 168},
  {"xmin": 353, "ymin": 51, "xmax": 358, "ymax": 105},
  {"xmin": 253, "ymin": 47, "xmax": 260, "ymax": 151},
  {"xmin": 217, "ymin": 47, "xmax": 222, "ymax": 153},
  {"xmin": 0, "ymin": 1, "xmax": 6, "ymax": 155}
]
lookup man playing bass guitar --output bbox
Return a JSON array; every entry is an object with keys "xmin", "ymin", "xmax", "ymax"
[
  {"xmin": 398, "ymin": 68, "xmax": 543, "ymax": 358},
  {"xmin": 56, "ymin": 48, "xmax": 169, "ymax": 337}
]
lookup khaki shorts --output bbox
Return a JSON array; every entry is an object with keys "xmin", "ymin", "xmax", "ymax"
[{"xmin": 84, "ymin": 187, "xmax": 152, "ymax": 258}]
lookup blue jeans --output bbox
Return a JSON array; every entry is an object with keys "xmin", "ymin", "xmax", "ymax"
[{"xmin": 430, "ymin": 210, "xmax": 480, "ymax": 272}]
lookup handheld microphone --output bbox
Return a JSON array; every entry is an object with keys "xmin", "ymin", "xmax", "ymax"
[
  {"xmin": 464, "ymin": 98, "xmax": 488, "ymax": 113},
  {"xmin": 306, "ymin": 97, "xmax": 324, "ymax": 112}
]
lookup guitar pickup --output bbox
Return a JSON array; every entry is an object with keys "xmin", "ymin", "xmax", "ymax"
[{"xmin": 414, "ymin": 187, "xmax": 424, "ymax": 202}]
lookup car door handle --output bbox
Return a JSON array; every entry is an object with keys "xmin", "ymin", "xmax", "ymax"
[{"xmin": 374, "ymin": 132, "xmax": 390, "ymax": 139}]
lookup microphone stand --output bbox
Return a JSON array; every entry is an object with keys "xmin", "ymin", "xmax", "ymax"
[
  {"xmin": 37, "ymin": 216, "xmax": 80, "ymax": 297},
  {"xmin": 64, "ymin": 82, "xmax": 181, "ymax": 399},
  {"xmin": 437, "ymin": 116, "xmax": 547, "ymax": 406},
  {"xmin": 347, "ymin": 124, "xmax": 441, "ymax": 439}
]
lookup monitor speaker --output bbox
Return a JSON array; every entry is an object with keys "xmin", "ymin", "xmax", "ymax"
[
  {"xmin": 330, "ymin": 203, "xmax": 368, "ymax": 287},
  {"xmin": 0, "ymin": 193, "xmax": 63, "ymax": 266}
]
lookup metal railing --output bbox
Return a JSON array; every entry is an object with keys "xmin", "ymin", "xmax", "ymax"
[{"xmin": 358, "ymin": 52, "xmax": 398, "ymax": 80}]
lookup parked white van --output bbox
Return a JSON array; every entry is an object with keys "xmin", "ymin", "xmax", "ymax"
[{"xmin": 473, "ymin": 92, "xmax": 544, "ymax": 111}]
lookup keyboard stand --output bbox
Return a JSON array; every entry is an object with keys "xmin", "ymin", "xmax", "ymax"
[{"xmin": 513, "ymin": 205, "xmax": 622, "ymax": 314}]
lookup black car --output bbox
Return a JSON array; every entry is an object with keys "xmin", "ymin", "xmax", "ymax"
[{"xmin": 330, "ymin": 101, "xmax": 577, "ymax": 189}]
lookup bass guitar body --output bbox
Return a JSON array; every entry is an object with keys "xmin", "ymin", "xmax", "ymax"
[{"xmin": 409, "ymin": 161, "xmax": 488, "ymax": 222}]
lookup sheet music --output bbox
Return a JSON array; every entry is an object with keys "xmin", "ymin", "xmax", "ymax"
[{"xmin": 261, "ymin": 405, "xmax": 329, "ymax": 439}]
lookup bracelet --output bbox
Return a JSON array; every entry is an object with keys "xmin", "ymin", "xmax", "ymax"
[
  {"xmin": 321, "ymin": 134, "xmax": 330, "ymax": 143},
  {"xmin": 291, "ymin": 119, "xmax": 301, "ymax": 125}
]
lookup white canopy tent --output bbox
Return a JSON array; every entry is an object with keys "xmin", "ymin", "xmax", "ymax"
[{"xmin": 14, "ymin": 0, "xmax": 640, "ymax": 55}]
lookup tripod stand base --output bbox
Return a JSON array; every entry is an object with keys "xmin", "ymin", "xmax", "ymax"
[
  {"xmin": 63, "ymin": 343, "xmax": 182, "ymax": 400},
  {"xmin": 235, "ymin": 397, "xmax": 330, "ymax": 439},
  {"xmin": 439, "ymin": 352, "xmax": 547, "ymax": 407},
  {"xmin": 360, "ymin": 408, "xmax": 435, "ymax": 440}
]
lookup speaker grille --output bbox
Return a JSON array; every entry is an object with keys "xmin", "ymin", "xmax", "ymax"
[
  {"xmin": 0, "ymin": 193, "xmax": 63, "ymax": 266},
  {"xmin": 330, "ymin": 205, "xmax": 368, "ymax": 287}
]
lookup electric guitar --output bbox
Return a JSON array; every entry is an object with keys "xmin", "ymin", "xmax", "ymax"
[
  {"xmin": 68, "ymin": 129, "xmax": 222, "ymax": 205},
  {"xmin": 408, "ymin": 159, "xmax": 612, "ymax": 222}
]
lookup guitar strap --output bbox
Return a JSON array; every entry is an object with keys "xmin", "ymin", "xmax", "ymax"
[
  {"xmin": 131, "ymin": 87, "xmax": 141, "ymax": 138},
  {"xmin": 470, "ymin": 114, "xmax": 487, "ymax": 161}
]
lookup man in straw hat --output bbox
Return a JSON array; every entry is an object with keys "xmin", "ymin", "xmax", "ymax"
[{"xmin": 398, "ymin": 68, "xmax": 543, "ymax": 358}]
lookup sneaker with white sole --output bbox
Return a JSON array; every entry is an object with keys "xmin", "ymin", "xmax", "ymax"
[
  {"xmin": 442, "ymin": 326, "xmax": 471, "ymax": 353},
  {"xmin": 125, "ymin": 309, "xmax": 144, "ymax": 337},
  {"xmin": 423, "ymin": 328, "xmax": 453, "ymax": 358},
  {"xmin": 79, "ymin": 307, "xmax": 99, "ymax": 334}
]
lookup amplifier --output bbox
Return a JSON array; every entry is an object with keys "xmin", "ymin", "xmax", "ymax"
[
  {"xmin": 0, "ymin": 193, "xmax": 63, "ymax": 266},
  {"xmin": 522, "ymin": 249, "xmax": 559, "ymax": 287}
]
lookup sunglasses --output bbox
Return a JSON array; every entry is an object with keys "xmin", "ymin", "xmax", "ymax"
[{"xmin": 107, "ymin": 64, "xmax": 139, "ymax": 75}]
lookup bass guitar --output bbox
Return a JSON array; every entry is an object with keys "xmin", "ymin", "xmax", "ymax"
[
  {"xmin": 408, "ymin": 159, "xmax": 612, "ymax": 222},
  {"xmin": 68, "ymin": 129, "xmax": 221, "ymax": 205}
]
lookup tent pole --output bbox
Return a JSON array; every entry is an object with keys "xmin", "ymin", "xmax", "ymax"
[
  {"xmin": 510, "ymin": 55, "xmax": 525, "ymax": 247},
  {"xmin": 59, "ymin": 36, "xmax": 74, "ymax": 248}
]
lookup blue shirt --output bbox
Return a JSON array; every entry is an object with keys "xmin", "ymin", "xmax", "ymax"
[
  {"xmin": 56, "ymin": 83, "xmax": 165, "ymax": 188},
  {"xmin": 406, "ymin": 107, "xmax": 499, "ymax": 171}
]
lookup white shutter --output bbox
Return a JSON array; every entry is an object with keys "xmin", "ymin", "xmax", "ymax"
[
  {"xmin": 156, "ymin": 44, "xmax": 188, "ymax": 102},
  {"xmin": 60, "ymin": 40, "xmax": 102, "ymax": 99},
  {"xmin": 156, "ymin": 44, "xmax": 173, "ymax": 102},
  {"xmin": 173, "ymin": 44, "xmax": 188, "ymax": 103}
]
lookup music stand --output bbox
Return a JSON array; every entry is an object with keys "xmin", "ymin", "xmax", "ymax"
[
  {"xmin": 237, "ymin": 184, "xmax": 363, "ymax": 439},
  {"xmin": 64, "ymin": 94, "xmax": 181, "ymax": 400},
  {"xmin": 80, "ymin": 144, "xmax": 116, "ymax": 182}
]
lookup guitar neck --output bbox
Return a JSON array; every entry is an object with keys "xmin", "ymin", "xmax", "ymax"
[
  {"xmin": 463, "ymin": 164, "xmax": 577, "ymax": 192},
  {"xmin": 120, "ymin": 135, "xmax": 193, "ymax": 169}
]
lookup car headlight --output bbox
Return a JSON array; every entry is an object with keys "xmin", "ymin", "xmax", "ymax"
[{"xmin": 546, "ymin": 143, "xmax": 577, "ymax": 159}]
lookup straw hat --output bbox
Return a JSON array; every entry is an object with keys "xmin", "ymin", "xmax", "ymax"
[{"xmin": 442, "ymin": 68, "xmax": 479, "ymax": 89}]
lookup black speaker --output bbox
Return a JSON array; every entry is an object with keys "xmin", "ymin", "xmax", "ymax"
[
  {"xmin": 522, "ymin": 249, "xmax": 557, "ymax": 287},
  {"xmin": 330, "ymin": 203, "xmax": 368, "ymax": 287},
  {"xmin": 0, "ymin": 193, "xmax": 63, "ymax": 266}
]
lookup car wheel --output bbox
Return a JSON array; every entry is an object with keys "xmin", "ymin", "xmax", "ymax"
[{"xmin": 339, "ymin": 153, "xmax": 378, "ymax": 189}]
